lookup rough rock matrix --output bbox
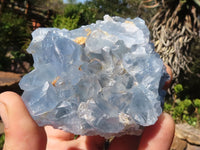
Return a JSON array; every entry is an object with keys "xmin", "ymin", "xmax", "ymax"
[{"xmin": 19, "ymin": 15, "xmax": 169, "ymax": 138}]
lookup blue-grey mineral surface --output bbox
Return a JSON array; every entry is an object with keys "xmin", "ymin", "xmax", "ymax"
[{"xmin": 19, "ymin": 15, "xmax": 169, "ymax": 138}]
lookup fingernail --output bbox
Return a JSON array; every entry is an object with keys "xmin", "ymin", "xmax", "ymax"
[{"xmin": 0, "ymin": 102, "xmax": 9, "ymax": 129}]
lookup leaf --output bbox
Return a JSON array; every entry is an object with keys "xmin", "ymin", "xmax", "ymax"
[
  {"xmin": 194, "ymin": 99, "xmax": 200, "ymax": 108},
  {"xmin": 174, "ymin": 84, "xmax": 183, "ymax": 94}
]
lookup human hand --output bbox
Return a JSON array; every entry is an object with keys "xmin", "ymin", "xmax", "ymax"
[{"xmin": 0, "ymin": 66, "xmax": 174, "ymax": 150}]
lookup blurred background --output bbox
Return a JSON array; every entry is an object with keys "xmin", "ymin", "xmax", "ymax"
[{"xmin": 0, "ymin": 0, "xmax": 200, "ymax": 149}]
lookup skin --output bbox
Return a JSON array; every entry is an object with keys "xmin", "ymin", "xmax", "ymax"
[{"xmin": 0, "ymin": 66, "xmax": 174, "ymax": 150}]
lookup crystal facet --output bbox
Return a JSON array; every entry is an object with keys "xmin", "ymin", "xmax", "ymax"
[{"xmin": 19, "ymin": 15, "xmax": 169, "ymax": 138}]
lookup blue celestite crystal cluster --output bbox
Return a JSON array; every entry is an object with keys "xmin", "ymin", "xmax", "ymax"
[{"xmin": 19, "ymin": 15, "xmax": 169, "ymax": 138}]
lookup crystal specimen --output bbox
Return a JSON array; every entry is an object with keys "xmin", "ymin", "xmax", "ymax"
[{"xmin": 19, "ymin": 15, "xmax": 169, "ymax": 138}]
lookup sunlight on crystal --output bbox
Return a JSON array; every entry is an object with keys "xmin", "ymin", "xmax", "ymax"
[{"xmin": 19, "ymin": 15, "xmax": 169, "ymax": 138}]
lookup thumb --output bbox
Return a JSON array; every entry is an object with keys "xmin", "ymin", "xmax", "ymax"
[{"xmin": 0, "ymin": 92, "xmax": 47, "ymax": 150}]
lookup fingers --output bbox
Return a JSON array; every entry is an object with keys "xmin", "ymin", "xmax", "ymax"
[
  {"xmin": 44, "ymin": 134, "xmax": 106, "ymax": 150},
  {"xmin": 44, "ymin": 124, "xmax": 105, "ymax": 150},
  {"xmin": 82, "ymin": 135, "xmax": 106, "ymax": 150},
  {"xmin": 108, "ymin": 135, "xmax": 140, "ymax": 150},
  {"xmin": 138, "ymin": 113, "xmax": 175, "ymax": 150},
  {"xmin": 71, "ymin": 135, "xmax": 106, "ymax": 150},
  {"xmin": 44, "ymin": 126, "xmax": 75, "ymax": 150},
  {"xmin": 45, "ymin": 126, "xmax": 75, "ymax": 141},
  {"xmin": 108, "ymin": 113, "xmax": 175, "ymax": 150},
  {"xmin": 0, "ymin": 92, "xmax": 47, "ymax": 150}
]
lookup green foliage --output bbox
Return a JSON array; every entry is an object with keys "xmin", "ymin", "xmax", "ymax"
[
  {"xmin": 0, "ymin": 10, "xmax": 31, "ymax": 71},
  {"xmin": 88, "ymin": 0, "xmax": 158, "ymax": 23},
  {"xmin": 52, "ymin": 0, "xmax": 152, "ymax": 30},
  {"xmin": 0, "ymin": 12, "xmax": 30, "ymax": 49},
  {"xmin": 53, "ymin": 3, "xmax": 98, "ymax": 30},
  {"xmin": 53, "ymin": 15, "xmax": 80, "ymax": 30},
  {"xmin": 174, "ymin": 84, "xmax": 184, "ymax": 94},
  {"xmin": 172, "ymin": 99, "xmax": 193, "ymax": 117},
  {"xmin": 67, "ymin": 0, "xmax": 77, "ymax": 4},
  {"xmin": 91, "ymin": 0, "xmax": 129, "ymax": 17},
  {"xmin": 194, "ymin": 99, "xmax": 200, "ymax": 108},
  {"xmin": 164, "ymin": 84, "xmax": 199, "ymax": 126},
  {"xmin": 164, "ymin": 103, "xmax": 173, "ymax": 112},
  {"xmin": 89, "ymin": 0, "xmax": 143, "ymax": 19},
  {"xmin": 74, "ymin": 134, "xmax": 79, "ymax": 139},
  {"xmin": 0, "ymin": 134, "xmax": 5, "ymax": 150}
]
